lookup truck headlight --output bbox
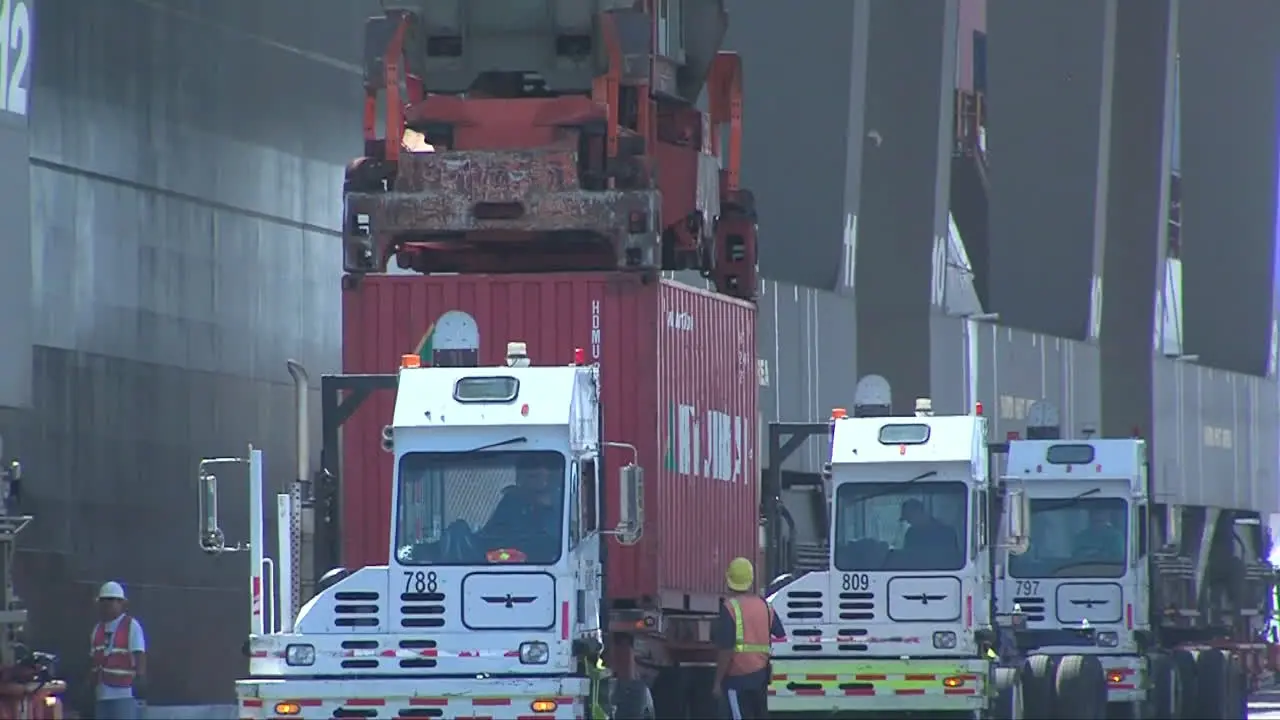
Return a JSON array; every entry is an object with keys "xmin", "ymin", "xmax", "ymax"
[
  {"xmin": 285, "ymin": 644, "xmax": 315, "ymax": 666},
  {"xmin": 932, "ymin": 631, "xmax": 957, "ymax": 649},
  {"xmin": 519, "ymin": 641, "xmax": 549, "ymax": 664},
  {"xmin": 1096, "ymin": 632, "xmax": 1119, "ymax": 648}
]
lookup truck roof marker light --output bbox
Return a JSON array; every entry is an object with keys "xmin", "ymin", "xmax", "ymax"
[
  {"xmin": 401, "ymin": 354, "xmax": 421, "ymax": 369},
  {"xmin": 573, "ymin": 347, "xmax": 586, "ymax": 366},
  {"xmin": 831, "ymin": 408, "xmax": 847, "ymax": 419},
  {"xmin": 975, "ymin": 401, "xmax": 983, "ymax": 416}
]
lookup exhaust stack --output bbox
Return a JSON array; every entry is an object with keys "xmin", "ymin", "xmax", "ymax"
[{"xmin": 283, "ymin": 360, "xmax": 311, "ymax": 633}]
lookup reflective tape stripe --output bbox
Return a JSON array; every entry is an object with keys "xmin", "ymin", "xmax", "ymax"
[
  {"xmin": 727, "ymin": 598, "xmax": 770, "ymax": 653},
  {"xmin": 237, "ymin": 694, "xmax": 583, "ymax": 717},
  {"xmin": 770, "ymin": 659, "xmax": 986, "ymax": 699}
]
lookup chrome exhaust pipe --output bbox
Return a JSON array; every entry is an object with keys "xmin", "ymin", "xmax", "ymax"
[{"xmin": 285, "ymin": 360, "xmax": 311, "ymax": 487}]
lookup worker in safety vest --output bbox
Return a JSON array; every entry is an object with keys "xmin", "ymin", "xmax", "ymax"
[
  {"xmin": 711, "ymin": 557, "xmax": 785, "ymax": 719},
  {"xmin": 90, "ymin": 581, "xmax": 147, "ymax": 720}
]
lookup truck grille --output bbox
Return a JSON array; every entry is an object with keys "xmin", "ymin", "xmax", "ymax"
[
  {"xmin": 339, "ymin": 639, "xmax": 379, "ymax": 670},
  {"xmin": 400, "ymin": 591, "xmax": 446, "ymax": 628},
  {"xmin": 786, "ymin": 627, "xmax": 823, "ymax": 653},
  {"xmin": 333, "ymin": 591, "xmax": 380, "ymax": 629},
  {"xmin": 397, "ymin": 638, "xmax": 439, "ymax": 669},
  {"xmin": 836, "ymin": 627, "xmax": 870, "ymax": 652},
  {"xmin": 837, "ymin": 591, "xmax": 876, "ymax": 621},
  {"xmin": 335, "ymin": 638, "xmax": 440, "ymax": 671},
  {"xmin": 782, "ymin": 589, "xmax": 823, "ymax": 622},
  {"xmin": 1014, "ymin": 596, "xmax": 1046, "ymax": 622}
]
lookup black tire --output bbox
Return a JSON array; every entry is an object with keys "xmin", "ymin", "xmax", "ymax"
[
  {"xmin": 1054, "ymin": 654, "xmax": 1107, "ymax": 719},
  {"xmin": 1221, "ymin": 653, "xmax": 1249, "ymax": 720},
  {"xmin": 1023, "ymin": 654, "xmax": 1059, "ymax": 718},
  {"xmin": 611, "ymin": 678, "xmax": 656, "ymax": 719},
  {"xmin": 1193, "ymin": 649, "xmax": 1228, "ymax": 718},
  {"xmin": 1148, "ymin": 654, "xmax": 1176, "ymax": 719},
  {"xmin": 992, "ymin": 666, "xmax": 1023, "ymax": 719},
  {"xmin": 1171, "ymin": 649, "xmax": 1199, "ymax": 719}
]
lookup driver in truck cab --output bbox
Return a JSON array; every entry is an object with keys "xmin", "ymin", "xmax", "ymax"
[
  {"xmin": 1071, "ymin": 510, "xmax": 1125, "ymax": 561},
  {"xmin": 480, "ymin": 464, "xmax": 560, "ymax": 557},
  {"xmin": 900, "ymin": 499, "xmax": 961, "ymax": 567}
]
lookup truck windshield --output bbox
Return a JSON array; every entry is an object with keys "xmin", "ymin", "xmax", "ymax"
[
  {"xmin": 833, "ymin": 481, "xmax": 968, "ymax": 572},
  {"xmin": 394, "ymin": 450, "xmax": 566, "ymax": 566},
  {"xmin": 1009, "ymin": 497, "xmax": 1128, "ymax": 579}
]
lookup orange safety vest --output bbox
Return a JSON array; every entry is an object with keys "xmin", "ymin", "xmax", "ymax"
[
  {"xmin": 725, "ymin": 595, "xmax": 773, "ymax": 677},
  {"xmin": 91, "ymin": 616, "xmax": 136, "ymax": 688}
]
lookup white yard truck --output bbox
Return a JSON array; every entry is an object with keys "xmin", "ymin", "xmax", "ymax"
[
  {"xmin": 995, "ymin": 401, "xmax": 1268, "ymax": 719},
  {"xmin": 762, "ymin": 376, "xmax": 1033, "ymax": 718},
  {"xmin": 197, "ymin": 344, "xmax": 654, "ymax": 720}
]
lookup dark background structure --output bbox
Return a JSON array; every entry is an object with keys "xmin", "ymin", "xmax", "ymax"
[{"xmin": 0, "ymin": 0, "xmax": 1276, "ymax": 707}]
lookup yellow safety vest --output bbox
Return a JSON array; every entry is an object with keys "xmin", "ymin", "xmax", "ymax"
[{"xmin": 727, "ymin": 597, "xmax": 771, "ymax": 654}]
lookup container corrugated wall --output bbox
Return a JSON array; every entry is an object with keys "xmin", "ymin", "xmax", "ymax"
[
  {"xmin": 653, "ymin": 282, "xmax": 758, "ymax": 605},
  {"xmin": 342, "ymin": 273, "xmax": 757, "ymax": 607}
]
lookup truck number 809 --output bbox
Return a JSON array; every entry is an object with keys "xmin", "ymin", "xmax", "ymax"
[{"xmin": 842, "ymin": 573, "xmax": 870, "ymax": 591}]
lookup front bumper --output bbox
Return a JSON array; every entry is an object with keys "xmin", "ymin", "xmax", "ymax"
[
  {"xmin": 768, "ymin": 657, "xmax": 991, "ymax": 714},
  {"xmin": 236, "ymin": 677, "xmax": 589, "ymax": 719}
]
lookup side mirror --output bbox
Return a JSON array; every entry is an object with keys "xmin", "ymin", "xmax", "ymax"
[
  {"xmin": 1004, "ymin": 487, "xmax": 1031, "ymax": 555},
  {"xmin": 198, "ymin": 470, "xmax": 227, "ymax": 554},
  {"xmin": 615, "ymin": 464, "xmax": 645, "ymax": 546}
]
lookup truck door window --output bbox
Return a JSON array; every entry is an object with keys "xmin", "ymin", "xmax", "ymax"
[
  {"xmin": 976, "ymin": 490, "xmax": 989, "ymax": 550},
  {"xmin": 580, "ymin": 457, "xmax": 599, "ymax": 532},
  {"xmin": 1135, "ymin": 504, "xmax": 1148, "ymax": 561},
  {"xmin": 568, "ymin": 462, "xmax": 581, "ymax": 549}
]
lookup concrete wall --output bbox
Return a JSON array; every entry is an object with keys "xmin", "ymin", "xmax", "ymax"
[
  {"xmin": 723, "ymin": 0, "xmax": 862, "ymax": 292},
  {"xmin": 1178, "ymin": 1, "xmax": 1280, "ymax": 376},
  {"xmin": 7, "ymin": 0, "xmax": 380, "ymax": 705}
]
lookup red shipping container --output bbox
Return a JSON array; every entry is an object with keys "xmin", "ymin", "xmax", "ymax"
[{"xmin": 341, "ymin": 272, "xmax": 758, "ymax": 609}]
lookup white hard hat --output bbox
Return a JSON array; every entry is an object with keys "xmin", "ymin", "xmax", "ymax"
[{"xmin": 98, "ymin": 581, "xmax": 126, "ymax": 600}]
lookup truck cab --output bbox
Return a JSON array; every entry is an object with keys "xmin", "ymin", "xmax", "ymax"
[
  {"xmin": 998, "ymin": 436, "xmax": 1149, "ymax": 706},
  {"xmin": 233, "ymin": 343, "xmax": 637, "ymax": 719},
  {"xmin": 767, "ymin": 379, "xmax": 1026, "ymax": 716}
]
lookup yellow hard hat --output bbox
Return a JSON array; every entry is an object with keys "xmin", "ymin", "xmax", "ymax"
[{"xmin": 726, "ymin": 557, "xmax": 754, "ymax": 592}]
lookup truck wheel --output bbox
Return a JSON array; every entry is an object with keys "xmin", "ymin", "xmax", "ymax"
[
  {"xmin": 1022, "ymin": 654, "xmax": 1059, "ymax": 718},
  {"xmin": 1192, "ymin": 649, "xmax": 1228, "ymax": 718},
  {"xmin": 1054, "ymin": 654, "xmax": 1106, "ymax": 719},
  {"xmin": 1218, "ymin": 652, "xmax": 1248, "ymax": 720},
  {"xmin": 611, "ymin": 678, "xmax": 656, "ymax": 719},
  {"xmin": 1148, "ymin": 654, "xmax": 1178, "ymax": 719},
  {"xmin": 1170, "ymin": 649, "xmax": 1199, "ymax": 719},
  {"xmin": 991, "ymin": 667, "xmax": 1024, "ymax": 719}
]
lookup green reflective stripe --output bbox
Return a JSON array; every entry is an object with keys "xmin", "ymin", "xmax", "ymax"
[{"xmin": 727, "ymin": 598, "xmax": 770, "ymax": 654}]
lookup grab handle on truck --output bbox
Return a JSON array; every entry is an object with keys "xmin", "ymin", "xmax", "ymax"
[
  {"xmin": 602, "ymin": 442, "xmax": 645, "ymax": 546},
  {"xmin": 196, "ymin": 447, "xmax": 269, "ymax": 635}
]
